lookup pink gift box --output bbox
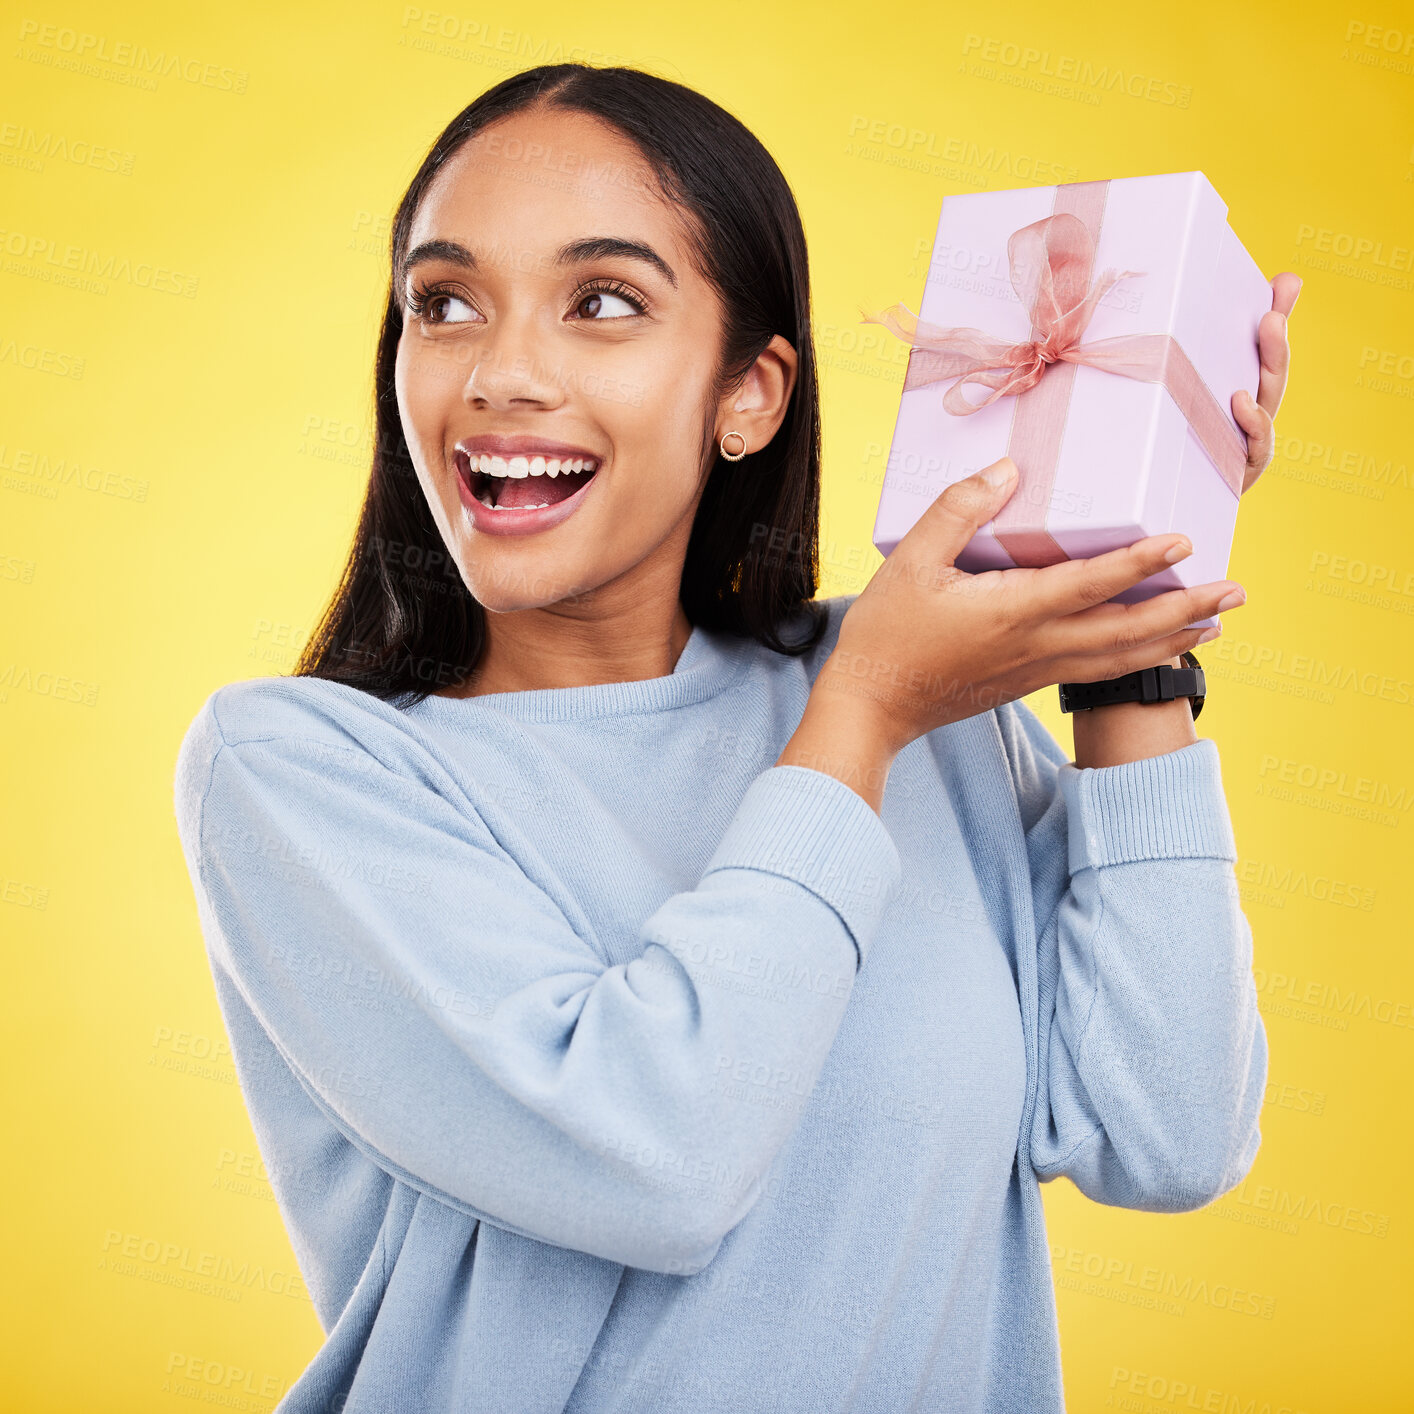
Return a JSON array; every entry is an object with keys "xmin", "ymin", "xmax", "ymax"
[{"xmin": 866, "ymin": 171, "xmax": 1272, "ymax": 630}]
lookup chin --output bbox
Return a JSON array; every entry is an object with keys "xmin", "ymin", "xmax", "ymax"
[{"xmin": 461, "ymin": 554, "xmax": 604, "ymax": 616}]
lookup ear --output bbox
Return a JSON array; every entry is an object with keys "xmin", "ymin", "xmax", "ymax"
[{"xmin": 714, "ymin": 335, "xmax": 799, "ymax": 456}]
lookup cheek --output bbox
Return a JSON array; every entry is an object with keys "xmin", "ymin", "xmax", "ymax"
[
  {"xmin": 394, "ymin": 341, "xmax": 461, "ymax": 537},
  {"xmin": 611, "ymin": 355, "xmax": 715, "ymax": 486},
  {"xmin": 395, "ymin": 337, "xmax": 460, "ymax": 460}
]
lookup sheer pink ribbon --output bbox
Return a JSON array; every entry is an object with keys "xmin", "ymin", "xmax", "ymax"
[{"xmin": 860, "ymin": 186, "xmax": 1248, "ymax": 568}]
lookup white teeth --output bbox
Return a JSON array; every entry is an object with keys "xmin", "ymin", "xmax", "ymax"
[{"xmin": 470, "ymin": 453, "xmax": 598, "ymax": 479}]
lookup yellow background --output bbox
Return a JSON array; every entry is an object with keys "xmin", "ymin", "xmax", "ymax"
[{"xmin": 3, "ymin": 0, "xmax": 1410, "ymax": 1408}]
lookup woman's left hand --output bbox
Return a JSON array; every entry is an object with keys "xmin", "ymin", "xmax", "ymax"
[{"xmin": 1232, "ymin": 271, "xmax": 1302, "ymax": 493}]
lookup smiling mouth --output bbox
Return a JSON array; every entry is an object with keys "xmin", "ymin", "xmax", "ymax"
[{"xmin": 456, "ymin": 451, "xmax": 601, "ymax": 510}]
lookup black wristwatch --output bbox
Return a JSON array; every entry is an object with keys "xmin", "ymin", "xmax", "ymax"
[{"xmin": 1058, "ymin": 650, "xmax": 1206, "ymax": 721}]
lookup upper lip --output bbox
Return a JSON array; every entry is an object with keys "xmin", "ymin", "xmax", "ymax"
[{"xmin": 455, "ymin": 434, "xmax": 602, "ymax": 466}]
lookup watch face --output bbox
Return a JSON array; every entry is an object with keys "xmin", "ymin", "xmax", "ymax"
[{"xmin": 1179, "ymin": 651, "xmax": 1205, "ymax": 719}]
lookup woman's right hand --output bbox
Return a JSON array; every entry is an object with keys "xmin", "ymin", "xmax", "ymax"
[{"xmin": 814, "ymin": 456, "xmax": 1244, "ymax": 756}]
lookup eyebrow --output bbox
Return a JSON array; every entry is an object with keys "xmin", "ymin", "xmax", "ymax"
[{"xmin": 398, "ymin": 235, "xmax": 678, "ymax": 289}]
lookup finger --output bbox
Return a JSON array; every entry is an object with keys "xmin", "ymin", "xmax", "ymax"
[
  {"xmin": 1232, "ymin": 391, "xmax": 1276, "ymax": 491},
  {"xmin": 1252, "ymin": 306, "xmax": 1292, "ymax": 421},
  {"xmin": 1048, "ymin": 619, "xmax": 1227, "ymax": 688},
  {"xmin": 1045, "ymin": 577, "xmax": 1245, "ymax": 658},
  {"xmin": 1270, "ymin": 271, "xmax": 1302, "ymax": 319},
  {"xmin": 1250, "ymin": 273, "xmax": 1299, "ymax": 422},
  {"xmin": 1230, "ymin": 312, "xmax": 1291, "ymax": 442},
  {"xmin": 902, "ymin": 456, "xmax": 1020, "ymax": 571},
  {"xmin": 1232, "ymin": 284, "xmax": 1294, "ymax": 490},
  {"xmin": 1016, "ymin": 531, "xmax": 1194, "ymax": 622}
]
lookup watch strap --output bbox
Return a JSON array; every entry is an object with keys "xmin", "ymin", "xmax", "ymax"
[{"xmin": 1058, "ymin": 650, "xmax": 1206, "ymax": 720}]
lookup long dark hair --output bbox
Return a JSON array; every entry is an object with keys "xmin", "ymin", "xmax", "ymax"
[{"xmin": 294, "ymin": 63, "xmax": 828, "ymax": 706}]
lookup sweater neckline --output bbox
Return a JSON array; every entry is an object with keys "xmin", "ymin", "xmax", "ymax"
[{"xmin": 402, "ymin": 619, "xmax": 752, "ymax": 724}]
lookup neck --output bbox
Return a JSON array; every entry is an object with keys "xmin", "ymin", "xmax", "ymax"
[{"xmin": 438, "ymin": 596, "xmax": 695, "ymax": 700}]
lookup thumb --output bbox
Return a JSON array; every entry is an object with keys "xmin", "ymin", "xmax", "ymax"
[{"xmin": 911, "ymin": 457, "xmax": 1019, "ymax": 567}]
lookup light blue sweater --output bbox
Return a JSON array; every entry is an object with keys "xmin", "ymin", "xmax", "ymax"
[{"xmin": 173, "ymin": 593, "xmax": 1267, "ymax": 1414}]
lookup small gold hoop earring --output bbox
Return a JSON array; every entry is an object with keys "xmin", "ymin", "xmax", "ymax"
[{"xmin": 720, "ymin": 430, "xmax": 748, "ymax": 461}]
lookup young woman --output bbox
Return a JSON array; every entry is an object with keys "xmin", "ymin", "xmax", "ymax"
[{"xmin": 175, "ymin": 63, "xmax": 1298, "ymax": 1414}]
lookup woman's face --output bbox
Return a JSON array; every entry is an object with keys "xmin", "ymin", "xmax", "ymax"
[{"xmin": 394, "ymin": 106, "xmax": 793, "ymax": 616}]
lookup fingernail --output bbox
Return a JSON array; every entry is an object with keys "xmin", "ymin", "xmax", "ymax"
[
  {"xmin": 981, "ymin": 458, "xmax": 1017, "ymax": 489},
  {"xmin": 1216, "ymin": 586, "xmax": 1246, "ymax": 611},
  {"xmin": 1163, "ymin": 539, "xmax": 1192, "ymax": 564},
  {"xmin": 1196, "ymin": 625, "xmax": 1221, "ymax": 644}
]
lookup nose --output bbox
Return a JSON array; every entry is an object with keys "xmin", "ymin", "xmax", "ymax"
[{"xmin": 463, "ymin": 314, "xmax": 565, "ymax": 411}]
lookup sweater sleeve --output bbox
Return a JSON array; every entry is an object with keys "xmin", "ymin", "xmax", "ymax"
[
  {"xmin": 995, "ymin": 698, "xmax": 1268, "ymax": 1213},
  {"xmin": 174, "ymin": 690, "xmax": 901, "ymax": 1277}
]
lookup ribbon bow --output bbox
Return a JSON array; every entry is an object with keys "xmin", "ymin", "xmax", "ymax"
[{"xmin": 861, "ymin": 212, "xmax": 1156, "ymax": 415}]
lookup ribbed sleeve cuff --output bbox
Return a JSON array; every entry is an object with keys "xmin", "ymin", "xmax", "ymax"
[
  {"xmin": 701, "ymin": 765, "xmax": 903, "ymax": 970},
  {"xmin": 1059, "ymin": 738, "xmax": 1237, "ymax": 872}
]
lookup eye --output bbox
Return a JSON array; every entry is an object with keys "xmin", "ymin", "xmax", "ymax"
[
  {"xmin": 406, "ymin": 283, "xmax": 478, "ymax": 325},
  {"xmin": 569, "ymin": 279, "xmax": 647, "ymax": 321}
]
